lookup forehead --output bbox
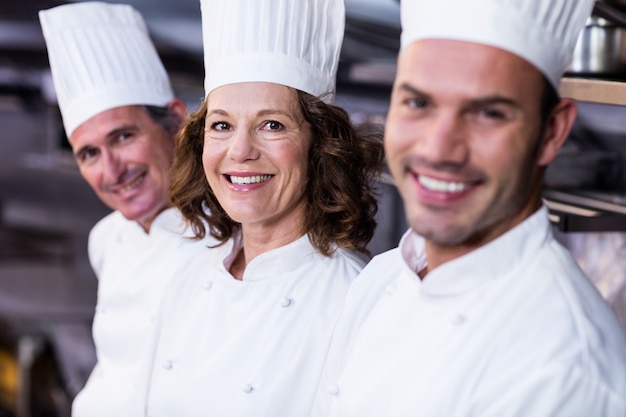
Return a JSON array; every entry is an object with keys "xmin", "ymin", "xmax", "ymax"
[
  {"xmin": 69, "ymin": 105, "xmax": 153, "ymax": 147},
  {"xmin": 206, "ymin": 82, "xmax": 301, "ymax": 115},
  {"xmin": 395, "ymin": 39, "xmax": 544, "ymax": 100}
]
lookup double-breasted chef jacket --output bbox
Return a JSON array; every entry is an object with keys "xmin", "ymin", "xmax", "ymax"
[
  {"xmin": 72, "ymin": 208, "xmax": 217, "ymax": 417},
  {"xmin": 146, "ymin": 232, "xmax": 367, "ymax": 417},
  {"xmin": 312, "ymin": 205, "xmax": 626, "ymax": 417}
]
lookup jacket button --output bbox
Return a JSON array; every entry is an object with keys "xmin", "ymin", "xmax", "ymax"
[
  {"xmin": 241, "ymin": 383, "xmax": 254, "ymax": 393},
  {"xmin": 327, "ymin": 384, "xmax": 340, "ymax": 396},
  {"xmin": 202, "ymin": 280, "xmax": 213, "ymax": 291},
  {"xmin": 450, "ymin": 313, "xmax": 466, "ymax": 325},
  {"xmin": 280, "ymin": 297, "xmax": 293, "ymax": 307},
  {"xmin": 385, "ymin": 284, "xmax": 396, "ymax": 295},
  {"xmin": 163, "ymin": 360, "xmax": 173, "ymax": 370}
]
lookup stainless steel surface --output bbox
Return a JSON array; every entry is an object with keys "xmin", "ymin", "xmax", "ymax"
[
  {"xmin": 569, "ymin": 2, "xmax": 626, "ymax": 74},
  {"xmin": 571, "ymin": 15, "xmax": 626, "ymax": 73}
]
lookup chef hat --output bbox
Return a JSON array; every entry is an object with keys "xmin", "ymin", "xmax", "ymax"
[
  {"xmin": 400, "ymin": 0, "xmax": 595, "ymax": 89},
  {"xmin": 200, "ymin": 0, "xmax": 344, "ymax": 103},
  {"xmin": 39, "ymin": 2, "xmax": 174, "ymax": 137}
]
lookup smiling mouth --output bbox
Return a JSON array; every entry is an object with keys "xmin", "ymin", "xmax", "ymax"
[
  {"xmin": 418, "ymin": 174, "xmax": 474, "ymax": 193},
  {"xmin": 227, "ymin": 175, "xmax": 273, "ymax": 185},
  {"xmin": 116, "ymin": 173, "xmax": 146, "ymax": 194}
]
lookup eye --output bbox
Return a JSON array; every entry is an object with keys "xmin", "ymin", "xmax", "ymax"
[
  {"xmin": 478, "ymin": 107, "xmax": 506, "ymax": 120},
  {"xmin": 262, "ymin": 120, "xmax": 284, "ymax": 131},
  {"xmin": 210, "ymin": 121, "xmax": 231, "ymax": 131},
  {"xmin": 116, "ymin": 132, "xmax": 133, "ymax": 142},
  {"xmin": 405, "ymin": 97, "xmax": 429, "ymax": 110},
  {"xmin": 77, "ymin": 148, "xmax": 99, "ymax": 164}
]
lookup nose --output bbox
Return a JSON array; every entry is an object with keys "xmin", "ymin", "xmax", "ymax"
[
  {"xmin": 101, "ymin": 149, "xmax": 124, "ymax": 184},
  {"xmin": 227, "ymin": 128, "xmax": 260, "ymax": 162},
  {"xmin": 417, "ymin": 111, "xmax": 469, "ymax": 166}
]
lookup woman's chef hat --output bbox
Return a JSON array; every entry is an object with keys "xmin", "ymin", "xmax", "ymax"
[
  {"xmin": 39, "ymin": 2, "xmax": 174, "ymax": 137},
  {"xmin": 200, "ymin": 0, "xmax": 344, "ymax": 103},
  {"xmin": 400, "ymin": 0, "xmax": 595, "ymax": 90}
]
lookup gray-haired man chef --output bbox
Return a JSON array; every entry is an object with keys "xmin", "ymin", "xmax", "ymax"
[{"xmin": 39, "ymin": 3, "xmax": 215, "ymax": 416}]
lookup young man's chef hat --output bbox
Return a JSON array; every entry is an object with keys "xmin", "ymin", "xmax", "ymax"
[
  {"xmin": 39, "ymin": 2, "xmax": 174, "ymax": 137},
  {"xmin": 400, "ymin": 0, "xmax": 595, "ymax": 90},
  {"xmin": 200, "ymin": 0, "xmax": 344, "ymax": 103}
]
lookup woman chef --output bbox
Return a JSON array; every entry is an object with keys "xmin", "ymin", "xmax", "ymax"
[{"xmin": 144, "ymin": 0, "xmax": 384, "ymax": 416}]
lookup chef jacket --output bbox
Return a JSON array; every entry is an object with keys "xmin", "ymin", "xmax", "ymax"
[
  {"xmin": 72, "ymin": 208, "xmax": 216, "ymax": 417},
  {"xmin": 145, "ymin": 232, "xmax": 367, "ymax": 417},
  {"xmin": 312, "ymin": 205, "xmax": 626, "ymax": 417}
]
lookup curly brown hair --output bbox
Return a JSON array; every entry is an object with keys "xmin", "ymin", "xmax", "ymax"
[{"xmin": 169, "ymin": 89, "xmax": 384, "ymax": 256}]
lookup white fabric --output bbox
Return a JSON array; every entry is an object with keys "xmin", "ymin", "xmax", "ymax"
[
  {"xmin": 200, "ymin": 0, "xmax": 344, "ymax": 102},
  {"xmin": 400, "ymin": 0, "xmax": 594, "ymax": 89},
  {"xmin": 72, "ymin": 208, "xmax": 216, "ymax": 417},
  {"xmin": 312, "ymin": 206, "xmax": 626, "ymax": 417},
  {"xmin": 39, "ymin": 2, "xmax": 173, "ymax": 137},
  {"xmin": 146, "ymin": 233, "xmax": 366, "ymax": 417}
]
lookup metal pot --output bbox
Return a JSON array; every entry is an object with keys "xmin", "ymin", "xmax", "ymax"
[
  {"xmin": 570, "ymin": 16, "xmax": 626, "ymax": 73},
  {"xmin": 569, "ymin": 1, "xmax": 626, "ymax": 74}
]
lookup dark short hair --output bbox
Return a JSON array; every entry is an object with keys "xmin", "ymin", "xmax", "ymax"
[
  {"xmin": 539, "ymin": 77, "xmax": 560, "ymax": 128},
  {"xmin": 169, "ymin": 89, "xmax": 385, "ymax": 256},
  {"xmin": 143, "ymin": 104, "xmax": 184, "ymax": 135}
]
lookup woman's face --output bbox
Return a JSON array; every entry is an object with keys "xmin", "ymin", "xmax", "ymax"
[{"xmin": 203, "ymin": 82, "xmax": 312, "ymax": 235}]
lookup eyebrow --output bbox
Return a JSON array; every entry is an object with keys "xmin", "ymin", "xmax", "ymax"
[
  {"xmin": 73, "ymin": 124, "xmax": 138, "ymax": 159},
  {"xmin": 396, "ymin": 82, "xmax": 521, "ymax": 109},
  {"xmin": 396, "ymin": 83, "xmax": 432, "ymax": 101}
]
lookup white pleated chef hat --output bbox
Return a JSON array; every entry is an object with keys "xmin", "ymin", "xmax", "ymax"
[
  {"xmin": 39, "ymin": 2, "xmax": 174, "ymax": 137},
  {"xmin": 200, "ymin": 0, "xmax": 344, "ymax": 103},
  {"xmin": 400, "ymin": 0, "xmax": 595, "ymax": 90}
]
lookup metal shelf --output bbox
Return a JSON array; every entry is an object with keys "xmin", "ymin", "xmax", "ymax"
[{"xmin": 545, "ymin": 189, "xmax": 626, "ymax": 233}]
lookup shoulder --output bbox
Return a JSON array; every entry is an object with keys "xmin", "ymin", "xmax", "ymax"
[
  {"xmin": 493, "ymin": 236, "xmax": 626, "ymax": 402},
  {"xmin": 354, "ymin": 247, "xmax": 403, "ymax": 287},
  {"xmin": 89, "ymin": 211, "xmax": 123, "ymax": 238},
  {"xmin": 339, "ymin": 247, "xmax": 404, "ymax": 317},
  {"xmin": 331, "ymin": 248, "xmax": 369, "ymax": 273}
]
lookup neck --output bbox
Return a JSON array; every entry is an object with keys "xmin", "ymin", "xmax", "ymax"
[
  {"xmin": 230, "ymin": 208, "xmax": 306, "ymax": 280},
  {"xmin": 137, "ymin": 203, "xmax": 172, "ymax": 234},
  {"xmin": 421, "ymin": 195, "xmax": 543, "ymax": 278}
]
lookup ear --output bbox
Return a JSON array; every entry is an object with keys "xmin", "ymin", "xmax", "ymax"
[
  {"xmin": 536, "ymin": 98, "xmax": 577, "ymax": 167},
  {"xmin": 167, "ymin": 98, "xmax": 188, "ymax": 133}
]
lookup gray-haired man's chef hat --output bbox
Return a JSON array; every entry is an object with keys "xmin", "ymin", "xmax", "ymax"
[
  {"xmin": 400, "ymin": 0, "xmax": 595, "ymax": 90},
  {"xmin": 39, "ymin": 2, "xmax": 174, "ymax": 137},
  {"xmin": 200, "ymin": 0, "xmax": 345, "ymax": 103}
]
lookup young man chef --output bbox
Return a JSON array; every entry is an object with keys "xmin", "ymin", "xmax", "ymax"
[
  {"xmin": 312, "ymin": 0, "xmax": 626, "ymax": 416},
  {"xmin": 39, "ymin": 3, "xmax": 216, "ymax": 416}
]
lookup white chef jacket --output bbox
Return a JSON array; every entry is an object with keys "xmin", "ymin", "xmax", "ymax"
[
  {"xmin": 146, "ymin": 232, "xmax": 367, "ymax": 417},
  {"xmin": 72, "ymin": 208, "xmax": 216, "ymax": 417},
  {"xmin": 312, "ymin": 205, "xmax": 626, "ymax": 417}
]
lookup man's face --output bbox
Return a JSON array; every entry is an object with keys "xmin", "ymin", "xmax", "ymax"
[
  {"xmin": 385, "ymin": 39, "xmax": 549, "ymax": 252},
  {"xmin": 69, "ymin": 105, "xmax": 176, "ymax": 231}
]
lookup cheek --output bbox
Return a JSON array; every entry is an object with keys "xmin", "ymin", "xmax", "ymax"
[
  {"xmin": 285, "ymin": 146, "xmax": 310, "ymax": 188},
  {"xmin": 479, "ymin": 132, "xmax": 533, "ymax": 173},
  {"xmin": 202, "ymin": 141, "xmax": 221, "ymax": 186},
  {"xmin": 384, "ymin": 119, "xmax": 414, "ymax": 176},
  {"xmin": 79, "ymin": 166, "xmax": 100, "ymax": 189}
]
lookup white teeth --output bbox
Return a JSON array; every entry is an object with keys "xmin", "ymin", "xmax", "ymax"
[
  {"xmin": 117, "ymin": 174, "xmax": 145, "ymax": 193},
  {"xmin": 229, "ymin": 175, "xmax": 272, "ymax": 185},
  {"xmin": 419, "ymin": 175, "xmax": 470, "ymax": 193}
]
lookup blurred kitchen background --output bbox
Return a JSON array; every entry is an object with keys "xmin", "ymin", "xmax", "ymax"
[{"xmin": 1, "ymin": 0, "xmax": 626, "ymax": 415}]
